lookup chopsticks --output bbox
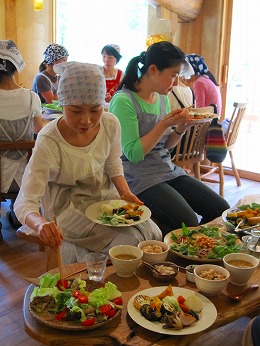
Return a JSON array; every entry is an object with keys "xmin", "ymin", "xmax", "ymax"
[{"xmin": 53, "ymin": 216, "xmax": 64, "ymax": 280}]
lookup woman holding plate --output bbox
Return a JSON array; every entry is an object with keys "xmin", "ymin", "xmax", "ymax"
[
  {"xmin": 14, "ymin": 61, "xmax": 161, "ymax": 264},
  {"xmin": 109, "ymin": 41, "xmax": 229, "ymax": 236}
]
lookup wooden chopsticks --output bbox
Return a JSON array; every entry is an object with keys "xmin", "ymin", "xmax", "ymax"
[{"xmin": 53, "ymin": 216, "xmax": 64, "ymax": 280}]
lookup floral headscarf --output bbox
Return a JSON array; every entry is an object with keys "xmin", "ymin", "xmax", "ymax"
[
  {"xmin": 0, "ymin": 39, "xmax": 25, "ymax": 73},
  {"xmin": 44, "ymin": 43, "xmax": 69, "ymax": 65},
  {"xmin": 186, "ymin": 53, "xmax": 208, "ymax": 76},
  {"xmin": 53, "ymin": 61, "xmax": 106, "ymax": 106}
]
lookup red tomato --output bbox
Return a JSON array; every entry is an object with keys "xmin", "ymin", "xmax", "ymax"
[
  {"xmin": 57, "ymin": 279, "xmax": 70, "ymax": 290},
  {"xmin": 177, "ymin": 295, "xmax": 186, "ymax": 305},
  {"xmin": 99, "ymin": 304, "xmax": 112, "ymax": 315},
  {"xmin": 55, "ymin": 307, "xmax": 67, "ymax": 320},
  {"xmin": 78, "ymin": 295, "xmax": 88, "ymax": 304},
  {"xmin": 112, "ymin": 297, "xmax": 123, "ymax": 305},
  {"xmin": 106, "ymin": 308, "xmax": 117, "ymax": 319},
  {"xmin": 72, "ymin": 290, "xmax": 82, "ymax": 298},
  {"xmin": 179, "ymin": 303, "xmax": 189, "ymax": 313},
  {"xmin": 82, "ymin": 317, "xmax": 95, "ymax": 327}
]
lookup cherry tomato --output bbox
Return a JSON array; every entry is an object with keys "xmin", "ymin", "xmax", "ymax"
[
  {"xmin": 82, "ymin": 317, "xmax": 95, "ymax": 327},
  {"xmin": 78, "ymin": 295, "xmax": 88, "ymax": 304},
  {"xmin": 177, "ymin": 295, "xmax": 186, "ymax": 305},
  {"xmin": 112, "ymin": 297, "xmax": 123, "ymax": 305},
  {"xmin": 55, "ymin": 307, "xmax": 67, "ymax": 320},
  {"xmin": 106, "ymin": 308, "xmax": 117, "ymax": 319},
  {"xmin": 57, "ymin": 279, "xmax": 70, "ymax": 290},
  {"xmin": 72, "ymin": 290, "xmax": 82, "ymax": 298},
  {"xmin": 99, "ymin": 304, "xmax": 112, "ymax": 315}
]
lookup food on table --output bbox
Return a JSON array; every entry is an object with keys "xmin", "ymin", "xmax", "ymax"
[
  {"xmin": 114, "ymin": 254, "xmax": 138, "ymax": 260},
  {"xmin": 98, "ymin": 201, "xmax": 144, "ymax": 225},
  {"xmin": 154, "ymin": 264, "xmax": 175, "ymax": 275},
  {"xmin": 226, "ymin": 203, "xmax": 260, "ymax": 228},
  {"xmin": 198, "ymin": 268, "xmax": 227, "ymax": 280},
  {"xmin": 30, "ymin": 273, "xmax": 123, "ymax": 327},
  {"xmin": 189, "ymin": 111, "xmax": 215, "ymax": 119},
  {"xmin": 133, "ymin": 284, "xmax": 203, "ymax": 330},
  {"xmin": 142, "ymin": 244, "xmax": 163, "ymax": 253},
  {"xmin": 169, "ymin": 223, "xmax": 242, "ymax": 260},
  {"xmin": 227, "ymin": 260, "xmax": 254, "ymax": 268}
]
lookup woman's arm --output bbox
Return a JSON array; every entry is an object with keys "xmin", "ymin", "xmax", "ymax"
[
  {"xmin": 41, "ymin": 90, "xmax": 58, "ymax": 103},
  {"xmin": 111, "ymin": 175, "xmax": 143, "ymax": 205},
  {"xmin": 32, "ymin": 116, "xmax": 43, "ymax": 133}
]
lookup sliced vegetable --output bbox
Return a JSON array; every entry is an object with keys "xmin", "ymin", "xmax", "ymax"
[{"xmin": 82, "ymin": 317, "xmax": 95, "ymax": 327}]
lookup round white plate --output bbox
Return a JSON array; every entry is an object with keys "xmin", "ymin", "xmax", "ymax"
[
  {"xmin": 85, "ymin": 200, "xmax": 151, "ymax": 227},
  {"xmin": 127, "ymin": 286, "xmax": 217, "ymax": 335},
  {"xmin": 190, "ymin": 115, "xmax": 219, "ymax": 124},
  {"xmin": 48, "ymin": 113, "xmax": 63, "ymax": 119},
  {"xmin": 222, "ymin": 208, "xmax": 238, "ymax": 229}
]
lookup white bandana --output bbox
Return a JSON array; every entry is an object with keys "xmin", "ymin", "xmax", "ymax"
[
  {"xmin": 53, "ymin": 61, "xmax": 106, "ymax": 106},
  {"xmin": 0, "ymin": 39, "xmax": 25, "ymax": 73}
]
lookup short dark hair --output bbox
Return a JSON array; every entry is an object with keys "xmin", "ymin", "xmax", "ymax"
[
  {"xmin": 101, "ymin": 45, "xmax": 122, "ymax": 63},
  {"xmin": 0, "ymin": 58, "xmax": 17, "ymax": 82}
]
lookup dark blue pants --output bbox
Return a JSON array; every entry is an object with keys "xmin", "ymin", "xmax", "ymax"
[{"xmin": 137, "ymin": 175, "xmax": 230, "ymax": 237}]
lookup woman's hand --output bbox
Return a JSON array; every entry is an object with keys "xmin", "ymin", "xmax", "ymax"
[
  {"xmin": 120, "ymin": 192, "xmax": 144, "ymax": 205},
  {"xmin": 105, "ymin": 93, "xmax": 112, "ymax": 103},
  {"xmin": 37, "ymin": 220, "xmax": 63, "ymax": 248},
  {"xmin": 162, "ymin": 108, "xmax": 194, "ymax": 128}
]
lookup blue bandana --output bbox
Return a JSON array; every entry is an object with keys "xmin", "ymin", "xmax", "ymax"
[
  {"xmin": 186, "ymin": 54, "xmax": 208, "ymax": 76},
  {"xmin": 44, "ymin": 43, "xmax": 69, "ymax": 65}
]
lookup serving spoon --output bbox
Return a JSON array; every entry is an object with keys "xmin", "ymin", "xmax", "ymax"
[
  {"xmin": 142, "ymin": 261, "xmax": 193, "ymax": 273},
  {"xmin": 227, "ymin": 284, "xmax": 259, "ymax": 301}
]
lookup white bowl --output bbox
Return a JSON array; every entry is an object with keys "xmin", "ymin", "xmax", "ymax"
[
  {"xmin": 186, "ymin": 265, "xmax": 199, "ymax": 283},
  {"xmin": 138, "ymin": 240, "xmax": 169, "ymax": 264},
  {"xmin": 194, "ymin": 264, "xmax": 230, "ymax": 296},
  {"xmin": 223, "ymin": 252, "xmax": 259, "ymax": 286},
  {"xmin": 109, "ymin": 245, "xmax": 143, "ymax": 277}
]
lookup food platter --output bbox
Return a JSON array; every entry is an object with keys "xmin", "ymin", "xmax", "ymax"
[
  {"xmin": 29, "ymin": 305, "xmax": 121, "ymax": 331},
  {"xmin": 222, "ymin": 204, "xmax": 260, "ymax": 231},
  {"xmin": 190, "ymin": 115, "xmax": 219, "ymax": 124},
  {"xmin": 85, "ymin": 200, "xmax": 151, "ymax": 227},
  {"xmin": 127, "ymin": 286, "xmax": 217, "ymax": 335},
  {"xmin": 164, "ymin": 225, "xmax": 242, "ymax": 262}
]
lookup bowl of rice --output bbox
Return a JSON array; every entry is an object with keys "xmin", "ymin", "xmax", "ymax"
[{"xmin": 138, "ymin": 240, "xmax": 169, "ymax": 264}]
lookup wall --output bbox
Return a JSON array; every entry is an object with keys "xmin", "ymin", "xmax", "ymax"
[{"xmin": 2, "ymin": 0, "xmax": 53, "ymax": 88}]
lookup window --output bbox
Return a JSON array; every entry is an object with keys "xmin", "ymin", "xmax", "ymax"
[{"xmin": 55, "ymin": 0, "xmax": 148, "ymax": 72}]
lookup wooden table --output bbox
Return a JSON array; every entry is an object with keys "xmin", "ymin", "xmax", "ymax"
[{"xmin": 23, "ymin": 253, "xmax": 260, "ymax": 346}]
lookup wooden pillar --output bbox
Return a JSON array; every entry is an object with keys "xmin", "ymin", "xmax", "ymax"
[{"xmin": 5, "ymin": 0, "xmax": 17, "ymax": 42}]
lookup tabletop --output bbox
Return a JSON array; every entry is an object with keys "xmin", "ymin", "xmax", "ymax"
[{"xmin": 23, "ymin": 252, "xmax": 260, "ymax": 346}]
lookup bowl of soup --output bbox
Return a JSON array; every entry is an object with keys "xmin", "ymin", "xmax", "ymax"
[
  {"xmin": 223, "ymin": 253, "xmax": 259, "ymax": 286},
  {"xmin": 109, "ymin": 245, "xmax": 143, "ymax": 277}
]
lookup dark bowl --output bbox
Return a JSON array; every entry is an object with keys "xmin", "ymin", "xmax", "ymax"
[{"xmin": 150, "ymin": 261, "xmax": 179, "ymax": 282}]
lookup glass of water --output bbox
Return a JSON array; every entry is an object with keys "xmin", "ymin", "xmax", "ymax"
[{"xmin": 86, "ymin": 252, "xmax": 107, "ymax": 281}]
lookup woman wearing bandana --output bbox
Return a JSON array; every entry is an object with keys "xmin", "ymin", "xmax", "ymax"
[
  {"xmin": 101, "ymin": 44, "xmax": 124, "ymax": 104},
  {"xmin": 14, "ymin": 62, "xmax": 161, "ymax": 264},
  {"xmin": 185, "ymin": 53, "xmax": 222, "ymax": 114},
  {"xmin": 32, "ymin": 43, "xmax": 69, "ymax": 104},
  {"xmin": 0, "ymin": 39, "xmax": 43, "ymax": 227},
  {"xmin": 109, "ymin": 41, "xmax": 229, "ymax": 236}
]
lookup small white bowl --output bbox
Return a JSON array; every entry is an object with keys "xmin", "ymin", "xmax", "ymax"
[
  {"xmin": 223, "ymin": 252, "xmax": 259, "ymax": 286},
  {"xmin": 186, "ymin": 265, "xmax": 199, "ymax": 283},
  {"xmin": 194, "ymin": 264, "xmax": 230, "ymax": 296},
  {"xmin": 109, "ymin": 245, "xmax": 143, "ymax": 277},
  {"xmin": 138, "ymin": 240, "xmax": 169, "ymax": 264},
  {"xmin": 150, "ymin": 261, "xmax": 179, "ymax": 282}
]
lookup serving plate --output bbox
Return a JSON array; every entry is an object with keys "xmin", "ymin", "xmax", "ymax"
[
  {"xmin": 190, "ymin": 115, "xmax": 219, "ymax": 124},
  {"xmin": 29, "ymin": 305, "xmax": 121, "ymax": 331},
  {"xmin": 222, "ymin": 204, "xmax": 260, "ymax": 231},
  {"xmin": 127, "ymin": 286, "xmax": 217, "ymax": 335},
  {"xmin": 164, "ymin": 225, "xmax": 241, "ymax": 262},
  {"xmin": 85, "ymin": 199, "xmax": 151, "ymax": 227}
]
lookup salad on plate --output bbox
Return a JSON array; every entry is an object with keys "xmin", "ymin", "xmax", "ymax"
[{"xmin": 29, "ymin": 273, "xmax": 123, "ymax": 329}]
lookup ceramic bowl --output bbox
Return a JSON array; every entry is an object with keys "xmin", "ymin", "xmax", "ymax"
[
  {"xmin": 185, "ymin": 264, "xmax": 199, "ymax": 283},
  {"xmin": 109, "ymin": 245, "xmax": 143, "ymax": 277},
  {"xmin": 138, "ymin": 240, "xmax": 169, "ymax": 264},
  {"xmin": 149, "ymin": 261, "xmax": 179, "ymax": 282},
  {"xmin": 223, "ymin": 252, "xmax": 259, "ymax": 286},
  {"xmin": 194, "ymin": 264, "xmax": 230, "ymax": 296}
]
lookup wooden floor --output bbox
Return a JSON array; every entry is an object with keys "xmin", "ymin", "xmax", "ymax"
[{"xmin": 0, "ymin": 175, "xmax": 259, "ymax": 346}]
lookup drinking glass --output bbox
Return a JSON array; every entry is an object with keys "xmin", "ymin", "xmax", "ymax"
[{"xmin": 85, "ymin": 253, "xmax": 107, "ymax": 281}]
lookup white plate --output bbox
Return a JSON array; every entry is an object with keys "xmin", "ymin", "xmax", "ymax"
[
  {"xmin": 190, "ymin": 115, "xmax": 219, "ymax": 124},
  {"xmin": 85, "ymin": 200, "xmax": 151, "ymax": 227},
  {"xmin": 222, "ymin": 208, "xmax": 238, "ymax": 229},
  {"xmin": 127, "ymin": 286, "xmax": 217, "ymax": 335}
]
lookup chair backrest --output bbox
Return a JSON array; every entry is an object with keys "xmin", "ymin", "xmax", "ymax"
[
  {"xmin": 0, "ymin": 140, "xmax": 35, "ymax": 194},
  {"xmin": 171, "ymin": 121, "xmax": 211, "ymax": 166},
  {"xmin": 226, "ymin": 102, "xmax": 247, "ymax": 150}
]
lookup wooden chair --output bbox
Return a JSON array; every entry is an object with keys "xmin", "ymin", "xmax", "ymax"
[
  {"xmin": 200, "ymin": 102, "xmax": 247, "ymax": 197},
  {"xmin": 171, "ymin": 121, "xmax": 211, "ymax": 180},
  {"xmin": 0, "ymin": 140, "xmax": 35, "ymax": 240}
]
